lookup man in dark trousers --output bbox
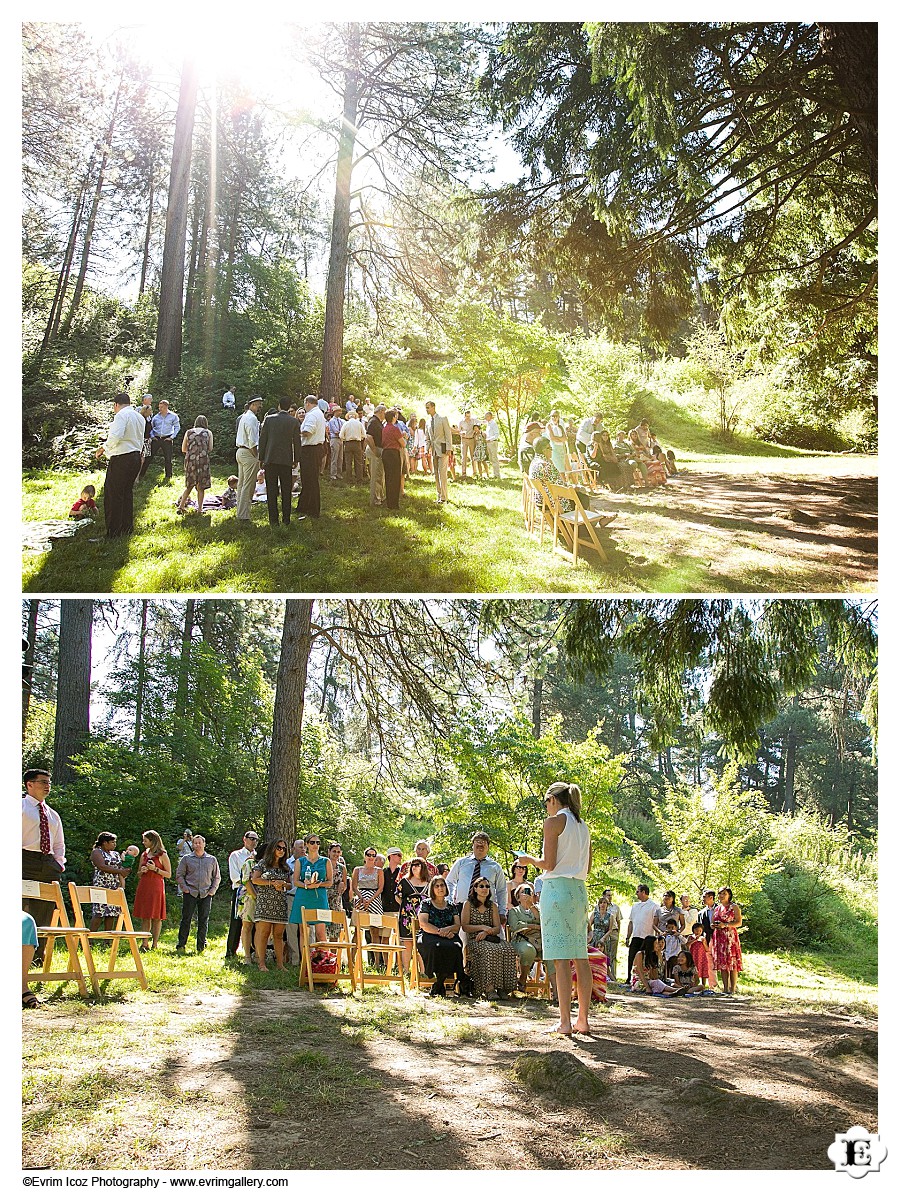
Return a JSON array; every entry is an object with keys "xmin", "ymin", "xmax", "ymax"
[
  {"xmin": 259, "ymin": 396, "xmax": 302, "ymax": 525},
  {"xmin": 22, "ymin": 769, "xmax": 65, "ymax": 965},
  {"xmin": 297, "ymin": 395, "xmax": 326, "ymax": 519},
  {"xmin": 95, "ymin": 392, "xmax": 145, "ymax": 537}
]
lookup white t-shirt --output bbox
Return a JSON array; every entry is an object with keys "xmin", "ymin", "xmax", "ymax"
[{"xmin": 628, "ymin": 898, "xmax": 660, "ymax": 938}]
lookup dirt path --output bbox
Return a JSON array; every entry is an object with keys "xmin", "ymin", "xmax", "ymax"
[
  {"xmin": 591, "ymin": 470, "xmax": 877, "ymax": 591},
  {"xmin": 23, "ymin": 988, "xmax": 876, "ymax": 1171}
]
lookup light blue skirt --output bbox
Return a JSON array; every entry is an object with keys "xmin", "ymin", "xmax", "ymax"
[
  {"xmin": 551, "ymin": 443, "xmax": 568, "ymax": 472},
  {"xmin": 22, "ymin": 911, "xmax": 38, "ymax": 948},
  {"xmin": 540, "ymin": 877, "xmax": 589, "ymax": 960}
]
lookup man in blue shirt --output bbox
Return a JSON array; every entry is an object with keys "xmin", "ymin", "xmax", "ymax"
[
  {"xmin": 447, "ymin": 832, "xmax": 508, "ymax": 923},
  {"xmin": 141, "ymin": 399, "xmax": 181, "ymax": 481}
]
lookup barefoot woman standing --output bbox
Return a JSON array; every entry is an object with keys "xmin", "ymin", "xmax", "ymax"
[{"xmin": 518, "ymin": 781, "xmax": 593, "ymax": 1036}]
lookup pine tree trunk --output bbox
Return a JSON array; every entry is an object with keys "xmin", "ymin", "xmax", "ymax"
[
  {"xmin": 133, "ymin": 600, "xmax": 148, "ymax": 750},
  {"xmin": 23, "ymin": 600, "xmax": 40, "ymax": 742},
  {"xmin": 783, "ymin": 728, "xmax": 797, "ymax": 814},
  {"xmin": 531, "ymin": 676, "xmax": 542, "ymax": 737},
  {"xmin": 818, "ymin": 23, "xmax": 877, "ymax": 191},
  {"xmin": 52, "ymin": 600, "xmax": 93, "ymax": 787},
  {"xmin": 174, "ymin": 598, "xmax": 195, "ymax": 729},
  {"xmin": 153, "ymin": 59, "xmax": 199, "ymax": 384},
  {"xmin": 139, "ymin": 174, "xmax": 155, "ymax": 297},
  {"xmin": 35, "ymin": 176, "xmax": 89, "ymax": 362},
  {"xmin": 320, "ymin": 24, "xmax": 360, "ymax": 405},
  {"xmin": 265, "ymin": 600, "xmax": 314, "ymax": 843}
]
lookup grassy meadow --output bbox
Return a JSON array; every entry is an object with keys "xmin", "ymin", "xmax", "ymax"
[{"xmin": 22, "ymin": 362, "xmax": 876, "ymax": 594}]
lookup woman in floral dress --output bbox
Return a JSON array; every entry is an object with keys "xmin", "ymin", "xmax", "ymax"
[
  {"xmin": 325, "ymin": 841, "xmax": 348, "ymax": 941},
  {"xmin": 711, "ymin": 886, "xmax": 743, "ymax": 994},
  {"xmin": 88, "ymin": 832, "xmax": 130, "ymax": 931},
  {"xmin": 251, "ymin": 840, "xmax": 292, "ymax": 971},
  {"xmin": 177, "ymin": 415, "xmax": 213, "ymax": 514},
  {"xmin": 398, "ymin": 858, "xmax": 430, "ymax": 975}
]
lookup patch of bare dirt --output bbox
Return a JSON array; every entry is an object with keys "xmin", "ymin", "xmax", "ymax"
[
  {"xmin": 592, "ymin": 471, "xmax": 877, "ymax": 589},
  {"xmin": 26, "ymin": 988, "xmax": 875, "ymax": 1171}
]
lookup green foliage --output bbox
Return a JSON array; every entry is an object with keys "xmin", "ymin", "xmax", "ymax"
[
  {"xmin": 23, "ymin": 700, "xmax": 56, "ymax": 772},
  {"xmin": 441, "ymin": 712, "xmax": 623, "ymax": 875},
  {"xmin": 682, "ymin": 324, "xmax": 747, "ymax": 437},
  {"xmin": 651, "ymin": 766, "xmax": 780, "ymax": 902},
  {"xmin": 744, "ymin": 812, "xmax": 876, "ymax": 950},
  {"xmin": 446, "ymin": 302, "xmax": 564, "ymax": 452},
  {"xmin": 559, "ymin": 336, "xmax": 654, "ymax": 426}
]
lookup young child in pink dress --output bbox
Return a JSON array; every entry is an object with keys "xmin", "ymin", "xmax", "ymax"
[{"xmin": 689, "ymin": 921, "xmax": 716, "ymax": 989}]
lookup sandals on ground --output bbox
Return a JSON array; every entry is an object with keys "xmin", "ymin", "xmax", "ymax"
[{"xmin": 22, "ymin": 990, "xmax": 43, "ymax": 1009}]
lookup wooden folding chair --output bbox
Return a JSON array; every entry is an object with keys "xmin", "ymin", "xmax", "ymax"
[
  {"xmin": 351, "ymin": 912, "xmax": 406, "ymax": 994},
  {"xmin": 409, "ymin": 929, "xmax": 433, "ymax": 993},
  {"xmin": 299, "ymin": 907, "xmax": 357, "ymax": 993},
  {"xmin": 525, "ymin": 957, "xmax": 553, "ymax": 998},
  {"xmin": 545, "ymin": 481, "xmax": 612, "ymax": 565},
  {"xmin": 524, "ymin": 474, "xmax": 554, "ymax": 545},
  {"xmin": 23, "ymin": 880, "xmax": 90, "ymax": 997},
  {"xmin": 68, "ymin": 884, "xmax": 151, "ymax": 995},
  {"xmin": 564, "ymin": 451, "xmax": 596, "ymax": 489}
]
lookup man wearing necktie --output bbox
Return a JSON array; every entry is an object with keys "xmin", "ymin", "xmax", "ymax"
[{"xmin": 22, "ymin": 769, "xmax": 66, "ymax": 964}]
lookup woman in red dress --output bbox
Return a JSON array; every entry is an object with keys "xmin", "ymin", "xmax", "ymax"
[
  {"xmin": 133, "ymin": 830, "xmax": 171, "ymax": 950},
  {"xmin": 710, "ymin": 886, "xmax": 743, "ymax": 994}
]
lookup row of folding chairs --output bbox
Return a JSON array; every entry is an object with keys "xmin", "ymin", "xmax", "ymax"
[
  {"xmin": 521, "ymin": 473, "xmax": 614, "ymax": 565},
  {"xmin": 297, "ymin": 908, "xmax": 556, "ymax": 999},
  {"xmin": 23, "ymin": 879, "xmax": 150, "ymax": 997}
]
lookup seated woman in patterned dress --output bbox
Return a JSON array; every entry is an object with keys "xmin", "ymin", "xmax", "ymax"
[
  {"xmin": 461, "ymin": 878, "xmax": 518, "ymax": 1000},
  {"xmin": 528, "ymin": 438, "xmax": 574, "ymax": 511}
]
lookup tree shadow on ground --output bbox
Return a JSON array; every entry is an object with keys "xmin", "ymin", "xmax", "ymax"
[{"xmin": 23, "ymin": 468, "xmax": 876, "ymax": 594}]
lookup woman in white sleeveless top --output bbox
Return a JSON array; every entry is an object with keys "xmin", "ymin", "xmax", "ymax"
[{"xmin": 518, "ymin": 781, "xmax": 593, "ymax": 1036}]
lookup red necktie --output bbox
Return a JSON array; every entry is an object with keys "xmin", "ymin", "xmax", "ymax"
[{"xmin": 38, "ymin": 801, "xmax": 51, "ymax": 854}]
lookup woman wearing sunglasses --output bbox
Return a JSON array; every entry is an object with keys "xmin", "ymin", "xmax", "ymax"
[
  {"xmin": 517, "ymin": 781, "xmax": 593, "ymax": 1036},
  {"xmin": 461, "ymin": 877, "xmax": 518, "ymax": 1000}
]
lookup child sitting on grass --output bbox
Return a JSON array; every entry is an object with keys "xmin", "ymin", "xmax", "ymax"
[
  {"xmin": 70, "ymin": 485, "xmax": 98, "ymax": 518},
  {"xmin": 220, "ymin": 476, "xmax": 239, "ymax": 509},
  {"xmin": 665, "ymin": 949, "xmax": 699, "ymax": 996}
]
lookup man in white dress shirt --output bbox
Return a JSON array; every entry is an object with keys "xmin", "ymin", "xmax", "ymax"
[
  {"xmin": 298, "ymin": 395, "xmax": 326, "ymax": 519},
  {"xmin": 457, "ymin": 409, "xmax": 475, "ymax": 479},
  {"xmin": 235, "ymin": 396, "xmax": 263, "ymax": 521},
  {"xmin": 448, "ymin": 832, "xmax": 507, "ymax": 922},
  {"xmin": 483, "ymin": 411, "xmax": 502, "ymax": 479},
  {"xmin": 22, "ymin": 769, "xmax": 66, "ymax": 964},
  {"xmin": 225, "ymin": 830, "xmax": 258, "ymax": 960},
  {"xmin": 425, "ymin": 400, "xmax": 453, "ymax": 505},
  {"xmin": 95, "ymin": 392, "xmax": 146, "ymax": 538},
  {"xmin": 339, "ymin": 410, "xmax": 366, "ymax": 483}
]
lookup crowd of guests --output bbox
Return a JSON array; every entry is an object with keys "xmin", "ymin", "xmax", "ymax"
[
  {"xmin": 85, "ymin": 387, "xmax": 511, "ymax": 538},
  {"xmin": 523, "ymin": 410, "xmax": 678, "ymax": 509},
  {"xmin": 23, "ymin": 768, "xmax": 740, "ymax": 1030},
  {"xmin": 617, "ymin": 884, "xmax": 744, "ymax": 996},
  {"xmin": 82, "ymin": 384, "xmax": 681, "ymax": 541}
]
